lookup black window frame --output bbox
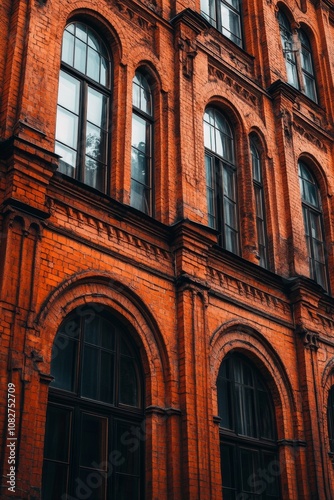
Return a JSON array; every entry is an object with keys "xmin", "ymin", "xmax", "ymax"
[
  {"xmin": 201, "ymin": 0, "xmax": 243, "ymax": 48},
  {"xmin": 55, "ymin": 22, "xmax": 112, "ymax": 193},
  {"xmin": 42, "ymin": 306, "xmax": 145, "ymax": 500},
  {"xmin": 250, "ymin": 138, "xmax": 269, "ymax": 269},
  {"xmin": 298, "ymin": 161, "xmax": 328, "ymax": 291},
  {"xmin": 278, "ymin": 11, "xmax": 318, "ymax": 103},
  {"xmin": 130, "ymin": 70, "xmax": 154, "ymax": 216},
  {"xmin": 217, "ymin": 353, "xmax": 281, "ymax": 499},
  {"xmin": 204, "ymin": 107, "xmax": 240, "ymax": 255}
]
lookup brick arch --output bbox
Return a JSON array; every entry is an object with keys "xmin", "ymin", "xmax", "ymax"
[
  {"xmin": 209, "ymin": 319, "xmax": 297, "ymax": 441},
  {"xmin": 34, "ymin": 270, "xmax": 170, "ymax": 408},
  {"xmin": 321, "ymin": 359, "xmax": 334, "ymax": 466}
]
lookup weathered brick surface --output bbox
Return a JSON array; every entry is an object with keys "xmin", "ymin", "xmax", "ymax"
[{"xmin": 0, "ymin": 0, "xmax": 334, "ymax": 499}]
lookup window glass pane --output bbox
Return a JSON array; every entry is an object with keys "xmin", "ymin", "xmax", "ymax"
[
  {"xmin": 115, "ymin": 420, "xmax": 141, "ymax": 474},
  {"xmin": 44, "ymin": 406, "xmax": 71, "ymax": 461},
  {"xmin": 51, "ymin": 336, "xmax": 77, "ymax": 391},
  {"xmin": 225, "ymin": 227, "xmax": 238, "ymax": 254},
  {"xmin": 201, "ymin": 0, "xmax": 217, "ymax": 25},
  {"xmin": 75, "ymin": 23, "xmax": 87, "ymax": 42},
  {"xmin": 132, "ymin": 114, "xmax": 147, "ymax": 151},
  {"xmin": 133, "ymin": 73, "xmax": 152, "ymax": 115},
  {"xmin": 220, "ymin": 444, "xmax": 236, "ymax": 498},
  {"xmin": 86, "ymin": 123, "xmax": 103, "ymax": 160},
  {"xmin": 42, "ymin": 462, "xmax": 69, "ymax": 500},
  {"xmin": 87, "ymin": 46, "xmax": 100, "ymax": 82},
  {"xmin": 85, "ymin": 158, "xmax": 104, "ymax": 191},
  {"xmin": 81, "ymin": 345, "xmax": 99, "ymax": 399},
  {"xmin": 303, "ymin": 75, "xmax": 317, "ymax": 101},
  {"xmin": 120, "ymin": 356, "xmax": 139, "ymax": 406},
  {"xmin": 55, "ymin": 143, "xmax": 77, "ymax": 175},
  {"xmin": 62, "ymin": 30, "xmax": 74, "ymax": 66},
  {"xmin": 221, "ymin": 3, "xmax": 242, "ymax": 46},
  {"xmin": 100, "ymin": 351, "xmax": 114, "ymax": 404},
  {"xmin": 80, "ymin": 413, "xmax": 107, "ymax": 467},
  {"xmin": 74, "ymin": 37, "xmax": 86, "ymax": 74},
  {"xmin": 114, "ymin": 475, "xmax": 140, "ymax": 500},
  {"xmin": 100, "ymin": 57, "xmax": 108, "ymax": 86},
  {"xmin": 87, "ymin": 88, "xmax": 107, "ymax": 128},
  {"xmin": 56, "ymin": 107, "xmax": 79, "ymax": 150},
  {"xmin": 240, "ymin": 448, "xmax": 259, "ymax": 495},
  {"xmin": 58, "ymin": 71, "xmax": 80, "ymax": 114},
  {"xmin": 131, "ymin": 180, "xmax": 149, "ymax": 213}
]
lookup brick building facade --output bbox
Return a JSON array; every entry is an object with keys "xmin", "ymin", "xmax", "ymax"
[{"xmin": 1, "ymin": 0, "xmax": 334, "ymax": 498}]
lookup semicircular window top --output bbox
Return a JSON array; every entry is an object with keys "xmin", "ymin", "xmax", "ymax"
[
  {"xmin": 204, "ymin": 107, "xmax": 239, "ymax": 254},
  {"xmin": 217, "ymin": 353, "xmax": 281, "ymax": 499},
  {"xmin": 298, "ymin": 161, "xmax": 328, "ymax": 291},
  {"xmin": 55, "ymin": 22, "xmax": 111, "ymax": 192},
  {"xmin": 42, "ymin": 306, "xmax": 144, "ymax": 500}
]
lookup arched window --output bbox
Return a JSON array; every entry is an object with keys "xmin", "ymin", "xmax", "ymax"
[
  {"xmin": 299, "ymin": 30, "xmax": 317, "ymax": 101},
  {"xmin": 201, "ymin": 0, "xmax": 243, "ymax": 47},
  {"xmin": 204, "ymin": 108, "xmax": 239, "ymax": 254},
  {"xmin": 130, "ymin": 71, "xmax": 153, "ymax": 215},
  {"xmin": 328, "ymin": 386, "xmax": 334, "ymax": 453},
  {"xmin": 278, "ymin": 12, "xmax": 318, "ymax": 102},
  {"xmin": 298, "ymin": 161, "xmax": 328, "ymax": 290},
  {"xmin": 217, "ymin": 353, "xmax": 280, "ymax": 499},
  {"xmin": 278, "ymin": 11, "xmax": 298, "ymax": 89},
  {"xmin": 42, "ymin": 307, "xmax": 144, "ymax": 500},
  {"xmin": 251, "ymin": 139, "xmax": 269, "ymax": 269},
  {"xmin": 55, "ymin": 22, "xmax": 111, "ymax": 192}
]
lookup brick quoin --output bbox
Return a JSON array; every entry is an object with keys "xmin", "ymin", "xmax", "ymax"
[{"xmin": 0, "ymin": 0, "xmax": 334, "ymax": 499}]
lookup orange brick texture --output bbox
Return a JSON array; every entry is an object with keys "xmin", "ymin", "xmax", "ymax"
[{"xmin": 0, "ymin": 0, "xmax": 334, "ymax": 499}]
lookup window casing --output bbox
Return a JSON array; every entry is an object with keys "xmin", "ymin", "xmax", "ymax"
[
  {"xmin": 298, "ymin": 162, "xmax": 328, "ymax": 291},
  {"xmin": 328, "ymin": 386, "xmax": 334, "ymax": 453},
  {"xmin": 42, "ymin": 307, "xmax": 144, "ymax": 500},
  {"xmin": 217, "ymin": 354, "xmax": 280, "ymax": 499},
  {"xmin": 55, "ymin": 22, "xmax": 111, "ymax": 192},
  {"xmin": 204, "ymin": 108, "xmax": 239, "ymax": 254},
  {"xmin": 251, "ymin": 140, "xmax": 269, "ymax": 269},
  {"xmin": 130, "ymin": 72, "xmax": 153, "ymax": 215},
  {"xmin": 201, "ymin": 0, "xmax": 243, "ymax": 47},
  {"xmin": 278, "ymin": 12, "xmax": 317, "ymax": 102}
]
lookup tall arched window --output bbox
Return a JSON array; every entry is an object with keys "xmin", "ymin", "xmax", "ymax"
[
  {"xmin": 251, "ymin": 139, "xmax": 269, "ymax": 269},
  {"xmin": 55, "ymin": 22, "xmax": 111, "ymax": 192},
  {"xmin": 204, "ymin": 108, "xmax": 239, "ymax": 254},
  {"xmin": 328, "ymin": 386, "xmax": 334, "ymax": 453},
  {"xmin": 217, "ymin": 353, "xmax": 280, "ymax": 499},
  {"xmin": 298, "ymin": 161, "xmax": 328, "ymax": 290},
  {"xmin": 42, "ymin": 307, "xmax": 144, "ymax": 499},
  {"xmin": 299, "ymin": 30, "xmax": 317, "ymax": 102},
  {"xmin": 278, "ymin": 12, "xmax": 318, "ymax": 102},
  {"xmin": 201, "ymin": 0, "xmax": 243, "ymax": 47},
  {"xmin": 130, "ymin": 71, "xmax": 153, "ymax": 215},
  {"xmin": 278, "ymin": 11, "xmax": 298, "ymax": 89}
]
